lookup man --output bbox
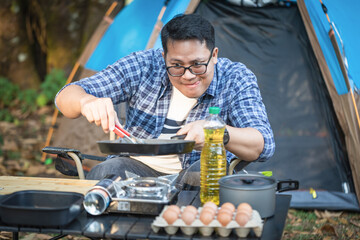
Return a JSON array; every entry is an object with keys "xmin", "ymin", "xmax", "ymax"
[{"xmin": 55, "ymin": 14, "xmax": 275, "ymax": 181}]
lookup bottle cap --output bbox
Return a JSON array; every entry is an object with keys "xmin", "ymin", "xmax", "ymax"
[{"xmin": 209, "ymin": 106, "xmax": 220, "ymax": 114}]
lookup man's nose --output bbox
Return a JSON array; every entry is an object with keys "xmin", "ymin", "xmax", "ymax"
[{"xmin": 182, "ymin": 68, "xmax": 196, "ymax": 80}]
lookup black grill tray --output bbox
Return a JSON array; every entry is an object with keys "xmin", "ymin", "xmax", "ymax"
[
  {"xmin": 97, "ymin": 139, "xmax": 195, "ymax": 155},
  {"xmin": 0, "ymin": 190, "xmax": 83, "ymax": 227}
]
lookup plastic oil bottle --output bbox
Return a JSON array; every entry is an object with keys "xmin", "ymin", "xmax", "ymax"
[{"xmin": 200, "ymin": 106, "xmax": 227, "ymax": 205}]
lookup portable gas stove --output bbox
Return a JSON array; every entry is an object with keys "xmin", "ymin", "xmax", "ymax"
[{"xmin": 107, "ymin": 174, "xmax": 180, "ymax": 215}]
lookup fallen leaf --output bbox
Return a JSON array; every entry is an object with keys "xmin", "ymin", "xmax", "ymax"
[
  {"xmin": 312, "ymin": 227, "xmax": 323, "ymax": 235},
  {"xmin": 321, "ymin": 224, "xmax": 337, "ymax": 236},
  {"xmin": 0, "ymin": 232, "xmax": 11, "ymax": 240},
  {"xmin": 287, "ymin": 211, "xmax": 295, "ymax": 220},
  {"xmin": 346, "ymin": 228, "xmax": 354, "ymax": 238},
  {"xmin": 350, "ymin": 220, "xmax": 360, "ymax": 228},
  {"xmin": 315, "ymin": 210, "xmax": 342, "ymax": 219},
  {"xmin": 291, "ymin": 230, "xmax": 311, "ymax": 235},
  {"xmin": 315, "ymin": 218, "xmax": 328, "ymax": 225},
  {"xmin": 328, "ymin": 218, "xmax": 338, "ymax": 226},
  {"xmin": 339, "ymin": 217, "xmax": 349, "ymax": 225}
]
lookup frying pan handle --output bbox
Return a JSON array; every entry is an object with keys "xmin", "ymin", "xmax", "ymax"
[
  {"xmin": 171, "ymin": 134, "xmax": 187, "ymax": 140},
  {"xmin": 277, "ymin": 179, "xmax": 299, "ymax": 193}
]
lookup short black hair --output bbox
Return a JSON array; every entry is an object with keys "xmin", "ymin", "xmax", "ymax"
[{"xmin": 161, "ymin": 14, "xmax": 215, "ymax": 55}]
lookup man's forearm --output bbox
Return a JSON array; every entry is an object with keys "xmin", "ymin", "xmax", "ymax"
[
  {"xmin": 225, "ymin": 126, "xmax": 264, "ymax": 161},
  {"xmin": 56, "ymin": 85, "xmax": 90, "ymax": 118}
]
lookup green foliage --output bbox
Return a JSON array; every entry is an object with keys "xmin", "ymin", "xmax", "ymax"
[
  {"xmin": 36, "ymin": 93, "xmax": 48, "ymax": 107},
  {"xmin": 0, "ymin": 69, "xmax": 67, "ymax": 122},
  {"xmin": 18, "ymin": 88, "xmax": 38, "ymax": 113},
  {"xmin": 0, "ymin": 109, "xmax": 14, "ymax": 122},
  {"xmin": 7, "ymin": 151, "xmax": 21, "ymax": 160},
  {"xmin": 0, "ymin": 77, "xmax": 20, "ymax": 108},
  {"xmin": 290, "ymin": 210, "xmax": 317, "ymax": 221},
  {"xmin": 38, "ymin": 69, "xmax": 67, "ymax": 106}
]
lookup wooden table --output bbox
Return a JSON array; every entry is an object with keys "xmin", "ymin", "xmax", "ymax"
[
  {"xmin": 0, "ymin": 176, "xmax": 97, "ymax": 195},
  {"xmin": 0, "ymin": 176, "xmax": 291, "ymax": 239}
]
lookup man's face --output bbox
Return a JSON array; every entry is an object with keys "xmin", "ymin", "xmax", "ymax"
[{"xmin": 163, "ymin": 39, "xmax": 218, "ymax": 98}]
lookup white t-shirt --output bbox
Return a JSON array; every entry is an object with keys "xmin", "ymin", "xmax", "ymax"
[{"xmin": 131, "ymin": 87, "xmax": 197, "ymax": 173}]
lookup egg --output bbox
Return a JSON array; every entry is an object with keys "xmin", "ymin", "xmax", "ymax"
[
  {"xmin": 166, "ymin": 205, "xmax": 181, "ymax": 215},
  {"xmin": 202, "ymin": 206, "xmax": 216, "ymax": 216},
  {"xmin": 220, "ymin": 202, "xmax": 235, "ymax": 213},
  {"xmin": 199, "ymin": 210, "xmax": 214, "ymax": 225},
  {"xmin": 162, "ymin": 209, "xmax": 179, "ymax": 224},
  {"xmin": 237, "ymin": 209, "xmax": 252, "ymax": 218},
  {"xmin": 217, "ymin": 207, "xmax": 233, "ymax": 216},
  {"xmin": 237, "ymin": 202, "xmax": 253, "ymax": 215},
  {"xmin": 235, "ymin": 211, "xmax": 250, "ymax": 227},
  {"xmin": 217, "ymin": 211, "xmax": 233, "ymax": 227},
  {"xmin": 183, "ymin": 205, "xmax": 198, "ymax": 215},
  {"xmin": 181, "ymin": 210, "xmax": 196, "ymax": 225},
  {"xmin": 203, "ymin": 201, "xmax": 218, "ymax": 212}
]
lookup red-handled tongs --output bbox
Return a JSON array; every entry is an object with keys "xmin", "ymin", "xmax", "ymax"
[{"xmin": 113, "ymin": 124, "xmax": 144, "ymax": 144}]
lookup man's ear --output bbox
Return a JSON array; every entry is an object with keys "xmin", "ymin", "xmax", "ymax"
[
  {"xmin": 162, "ymin": 52, "xmax": 165, "ymax": 58},
  {"xmin": 213, "ymin": 47, "xmax": 219, "ymax": 64}
]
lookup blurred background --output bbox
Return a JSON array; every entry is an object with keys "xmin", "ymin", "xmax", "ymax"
[{"xmin": 0, "ymin": 0, "xmax": 128, "ymax": 177}]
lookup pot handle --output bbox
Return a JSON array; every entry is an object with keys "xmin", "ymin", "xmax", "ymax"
[{"xmin": 277, "ymin": 179, "xmax": 299, "ymax": 193}]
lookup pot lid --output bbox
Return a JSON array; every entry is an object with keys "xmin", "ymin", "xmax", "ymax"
[{"xmin": 219, "ymin": 174, "xmax": 276, "ymax": 190}]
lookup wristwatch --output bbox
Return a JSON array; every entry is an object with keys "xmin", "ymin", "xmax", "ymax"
[{"xmin": 223, "ymin": 128, "xmax": 230, "ymax": 145}]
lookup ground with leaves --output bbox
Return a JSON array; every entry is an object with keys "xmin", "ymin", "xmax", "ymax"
[
  {"xmin": 283, "ymin": 209, "xmax": 360, "ymax": 239},
  {"xmin": 0, "ymin": 109, "xmax": 360, "ymax": 239}
]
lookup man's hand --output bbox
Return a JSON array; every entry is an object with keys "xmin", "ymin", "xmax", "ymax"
[
  {"xmin": 176, "ymin": 120, "xmax": 205, "ymax": 150},
  {"xmin": 79, "ymin": 95, "xmax": 119, "ymax": 133},
  {"xmin": 56, "ymin": 85, "xmax": 120, "ymax": 134}
]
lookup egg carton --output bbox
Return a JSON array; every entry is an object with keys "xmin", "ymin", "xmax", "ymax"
[{"xmin": 151, "ymin": 206, "xmax": 263, "ymax": 238}]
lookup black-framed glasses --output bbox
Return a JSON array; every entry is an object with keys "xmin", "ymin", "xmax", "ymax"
[{"xmin": 166, "ymin": 48, "xmax": 214, "ymax": 77}]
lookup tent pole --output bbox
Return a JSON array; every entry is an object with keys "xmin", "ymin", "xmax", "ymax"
[
  {"xmin": 40, "ymin": 1, "xmax": 122, "ymax": 162},
  {"xmin": 145, "ymin": 0, "xmax": 169, "ymax": 49},
  {"xmin": 328, "ymin": 29, "xmax": 360, "ymax": 130},
  {"xmin": 105, "ymin": 1, "xmax": 118, "ymax": 16},
  {"xmin": 322, "ymin": 0, "xmax": 360, "ymax": 130},
  {"xmin": 145, "ymin": 0, "xmax": 201, "ymax": 49}
]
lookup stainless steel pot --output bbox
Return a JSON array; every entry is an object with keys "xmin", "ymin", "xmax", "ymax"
[{"xmin": 218, "ymin": 172, "xmax": 298, "ymax": 218}]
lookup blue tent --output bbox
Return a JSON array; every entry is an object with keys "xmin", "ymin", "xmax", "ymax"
[
  {"xmin": 297, "ymin": 0, "xmax": 360, "ymax": 209},
  {"xmin": 85, "ymin": 0, "xmax": 192, "ymax": 71},
  {"xmin": 302, "ymin": 0, "xmax": 360, "ymax": 95}
]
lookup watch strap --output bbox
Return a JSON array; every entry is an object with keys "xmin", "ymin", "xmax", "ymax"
[{"xmin": 223, "ymin": 128, "xmax": 230, "ymax": 145}]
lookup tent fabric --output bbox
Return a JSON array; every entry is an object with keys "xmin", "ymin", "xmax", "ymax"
[
  {"xmin": 85, "ymin": 0, "xmax": 165, "ymax": 71},
  {"xmin": 300, "ymin": 0, "xmax": 360, "ymax": 95},
  {"xmin": 152, "ymin": 0, "xmax": 194, "ymax": 49},
  {"xmin": 195, "ymin": 0, "xmax": 359, "ymax": 210},
  {"xmin": 298, "ymin": 0, "xmax": 360, "ymax": 207},
  {"xmin": 85, "ymin": 0, "xmax": 193, "ymax": 72}
]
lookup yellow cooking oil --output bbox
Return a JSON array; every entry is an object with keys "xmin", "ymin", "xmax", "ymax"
[{"xmin": 200, "ymin": 126, "xmax": 227, "ymax": 205}]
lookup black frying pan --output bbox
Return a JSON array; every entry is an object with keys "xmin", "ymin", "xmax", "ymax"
[{"xmin": 97, "ymin": 135, "xmax": 194, "ymax": 155}]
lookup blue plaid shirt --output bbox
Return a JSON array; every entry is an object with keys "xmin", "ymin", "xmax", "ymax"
[{"xmin": 63, "ymin": 48, "xmax": 275, "ymax": 168}]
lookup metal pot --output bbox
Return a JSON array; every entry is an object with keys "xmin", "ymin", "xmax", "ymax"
[{"xmin": 218, "ymin": 172, "xmax": 299, "ymax": 218}]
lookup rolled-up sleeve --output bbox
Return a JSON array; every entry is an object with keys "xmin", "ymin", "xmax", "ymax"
[{"xmin": 228, "ymin": 67, "xmax": 275, "ymax": 161}]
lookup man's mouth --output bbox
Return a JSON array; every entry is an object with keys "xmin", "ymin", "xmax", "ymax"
[{"xmin": 184, "ymin": 81, "xmax": 200, "ymax": 88}]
